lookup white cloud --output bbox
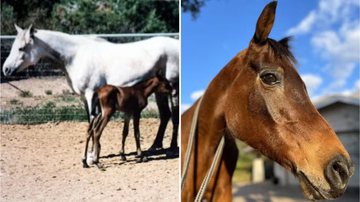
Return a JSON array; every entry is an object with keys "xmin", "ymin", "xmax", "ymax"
[
  {"xmin": 301, "ymin": 74, "xmax": 323, "ymax": 94},
  {"xmin": 287, "ymin": 11, "xmax": 317, "ymax": 35},
  {"xmin": 288, "ymin": 0, "xmax": 360, "ymax": 94},
  {"xmin": 340, "ymin": 89, "xmax": 353, "ymax": 96},
  {"xmin": 312, "ymin": 23, "xmax": 359, "ymax": 91},
  {"xmin": 311, "ymin": 23, "xmax": 360, "ymax": 63},
  {"xmin": 190, "ymin": 90, "xmax": 204, "ymax": 101},
  {"xmin": 355, "ymin": 79, "xmax": 360, "ymax": 89}
]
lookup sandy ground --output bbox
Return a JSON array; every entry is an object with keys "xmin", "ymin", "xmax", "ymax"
[
  {"xmin": 0, "ymin": 77, "xmax": 75, "ymax": 109},
  {"xmin": 0, "ymin": 119, "xmax": 179, "ymax": 202}
]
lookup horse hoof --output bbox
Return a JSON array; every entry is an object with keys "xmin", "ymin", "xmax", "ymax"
[{"xmin": 82, "ymin": 159, "xmax": 90, "ymax": 168}]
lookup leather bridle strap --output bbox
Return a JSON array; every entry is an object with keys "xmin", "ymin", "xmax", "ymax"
[
  {"xmin": 181, "ymin": 96, "xmax": 203, "ymax": 190},
  {"xmin": 195, "ymin": 135, "xmax": 225, "ymax": 202},
  {"xmin": 181, "ymin": 96, "xmax": 225, "ymax": 201}
]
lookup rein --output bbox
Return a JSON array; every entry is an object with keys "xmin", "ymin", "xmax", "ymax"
[
  {"xmin": 6, "ymin": 81, "xmax": 28, "ymax": 94},
  {"xmin": 181, "ymin": 96, "xmax": 225, "ymax": 201}
]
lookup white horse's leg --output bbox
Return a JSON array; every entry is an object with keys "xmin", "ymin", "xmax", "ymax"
[
  {"xmin": 170, "ymin": 90, "xmax": 179, "ymax": 149},
  {"xmin": 149, "ymin": 93, "xmax": 171, "ymax": 150},
  {"xmin": 85, "ymin": 90, "xmax": 95, "ymax": 120},
  {"xmin": 84, "ymin": 90, "xmax": 97, "ymax": 158}
]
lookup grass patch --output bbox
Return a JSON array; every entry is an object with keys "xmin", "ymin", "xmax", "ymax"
[
  {"xmin": 60, "ymin": 95, "xmax": 77, "ymax": 103},
  {"xmin": 62, "ymin": 89, "xmax": 73, "ymax": 95},
  {"xmin": 233, "ymin": 152, "xmax": 256, "ymax": 183},
  {"xmin": 232, "ymin": 140, "xmax": 257, "ymax": 183},
  {"xmin": 58, "ymin": 89, "xmax": 78, "ymax": 103},
  {"xmin": 0, "ymin": 104, "xmax": 159, "ymax": 124},
  {"xmin": 9, "ymin": 99, "xmax": 21, "ymax": 105},
  {"xmin": 45, "ymin": 90, "xmax": 53, "ymax": 95},
  {"xmin": 19, "ymin": 90, "xmax": 33, "ymax": 97}
]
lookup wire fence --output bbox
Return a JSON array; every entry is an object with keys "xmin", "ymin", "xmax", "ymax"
[{"xmin": 0, "ymin": 33, "xmax": 178, "ymax": 124}]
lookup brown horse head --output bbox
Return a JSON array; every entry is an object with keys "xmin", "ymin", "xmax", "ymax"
[
  {"xmin": 223, "ymin": 2, "xmax": 353, "ymax": 200},
  {"xmin": 151, "ymin": 73, "xmax": 173, "ymax": 94}
]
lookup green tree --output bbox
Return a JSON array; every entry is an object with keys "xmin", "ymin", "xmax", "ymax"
[
  {"xmin": 182, "ymin": 0, "xmax": 206, "ymax": 19},
  {"xmin": 1, "ymin": 0, "xmax": 61, "ymax": 34},
  {"xmin": 1, "ymin": 0, "xmax": 179, "ymax": 35}
]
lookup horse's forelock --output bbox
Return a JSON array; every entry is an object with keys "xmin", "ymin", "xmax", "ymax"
[{"xmin": 267, "ymin": 36, "xmax": 297, "ymax": 65}]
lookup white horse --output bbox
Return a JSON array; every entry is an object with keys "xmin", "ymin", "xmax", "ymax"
[{"xmin": 2, "ymin": 24, "xmax": 179, "ymax": 151}]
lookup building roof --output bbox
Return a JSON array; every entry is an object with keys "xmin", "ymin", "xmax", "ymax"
[{"xmin": 314, "ymin": 93, "xmax": 360, "ymax": 110}]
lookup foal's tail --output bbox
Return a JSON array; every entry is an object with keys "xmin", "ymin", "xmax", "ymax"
[{"xmin": 91, "ymin": 92, "xmax": 101, "ymax": 117}]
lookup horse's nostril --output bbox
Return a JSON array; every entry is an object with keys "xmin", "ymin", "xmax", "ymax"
[
  {"xmin": 333, "ymin": 161, "xmax": 348, "ymax": 181},
  {"xmin": 325, "ymin": 155, "xmax": 351, "ymax": 191},
  {"xmin": 4, "ymin": 67, "xmax": 11, "ymax": 75}
]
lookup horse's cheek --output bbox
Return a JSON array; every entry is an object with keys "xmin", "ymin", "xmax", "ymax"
[{"xmin": 248, "ymin": 89, "xmax": 268, "ymax": 119}]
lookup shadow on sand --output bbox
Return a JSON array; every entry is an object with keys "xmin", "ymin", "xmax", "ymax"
[{"xmin": 100, "ymin": 147, "xmax": 179, "ymax": 164}]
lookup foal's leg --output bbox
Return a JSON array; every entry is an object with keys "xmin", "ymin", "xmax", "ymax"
[
  {"xmin": 93, "ymin": 115, "xmax": 110, "ymax": 169},
  {"xmin": 149, "ymin": 93, "xmax": 171, "ymax": 150},
  {"xmin": 120, "ymin": 116, "xmax": 130, "ymax": 161},
  {"xmin": 133, "ymin": 112, "xmax": 147, "ymax": 162},
  {"xmin": 82, "ymin": 120, "xmax": 94, "ymax": 168},
  {"xmin": 87, "ymin": 115, "xmax": 102, "ymax": 163}
]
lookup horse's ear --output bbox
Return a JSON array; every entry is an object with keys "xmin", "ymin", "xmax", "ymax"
[
  {"xmin": 14, "ymin": 24, "xmax": 23, "ymax": 33},
  {"xmin": 28, "ymin": 24, "xmax": 36, "ymax": 37},
  {"xmin": 252, "ymin": 1, "xmax": 277, "ymax": 44},
  {"xmin": 24, "ymin": 24, "xmax": 35, "ymax": 44}
]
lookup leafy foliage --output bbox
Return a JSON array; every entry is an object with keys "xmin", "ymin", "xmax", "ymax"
[
  {"xmin": 181, "ymin": 0, "xmax": 207, "ymax": 19},
  {"xmin": 0, "ymin": 103, "xmax": 159, "ymax": 124},
  {"xmin": 1, "ymin": 0, "xmax": 179, "ymax": 34}
]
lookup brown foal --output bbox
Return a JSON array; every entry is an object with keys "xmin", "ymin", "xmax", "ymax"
[
  {"xmin": 82, "ymin": 74, "xmax": 172, "ymax": 168},
  {"xmin": 181, "ymin": 2, "xmax": 354, "ymax": 201}
]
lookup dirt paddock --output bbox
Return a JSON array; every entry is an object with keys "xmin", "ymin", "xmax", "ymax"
[{"xmin": 0, "ymin": 119, "xmax": 179, "ymax": 202}]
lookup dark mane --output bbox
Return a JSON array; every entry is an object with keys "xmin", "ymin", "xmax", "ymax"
[{"xmin": 267, "ymin": 36, "xmax": 297, "ymax": 64}]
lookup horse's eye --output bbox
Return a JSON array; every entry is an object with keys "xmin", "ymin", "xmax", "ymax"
[
  {"xmin": 18, "ymin": 47, "xmax": 24, "ymax": 51},
  {"xmin": 260, "ymin": 73, "xmax": 279, "ymax": 85}
]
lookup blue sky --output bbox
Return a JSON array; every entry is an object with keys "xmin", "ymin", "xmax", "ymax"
[{"xmin": 181, "ymin": 0, "xmax": 360, "ymax": 112}]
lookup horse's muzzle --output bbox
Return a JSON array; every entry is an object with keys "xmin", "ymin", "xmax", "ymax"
[
  {"xmin": 3, "ymin": 66, "xmax": 14, "ymax": 76},
  {"xmin": 325, "ymin": 154, "xmax": 354, "ymax": 197}
]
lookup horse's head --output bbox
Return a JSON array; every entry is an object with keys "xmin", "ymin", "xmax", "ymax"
[
  {"xmin": 3, "ymin": 24, "xmax": 39, "ymax": 76},
  {"xmin": 224, "ymin": 2, "xmax": 353, "ymax": 200}
]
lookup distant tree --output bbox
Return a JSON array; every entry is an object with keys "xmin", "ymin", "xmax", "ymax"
[
  {"xmin": 1, "ymin": 0, "xmax": 60, "ymax": 34},
  {"xmin": 181, "ymin": 0, "xmax": 207, "ymax": 19},
  {"xmin": 1, "ymin": 3, "xmax": 16, "ymax": 34},
  {"xmin": 53, "ymin": 0, "xmax": 178, "ymax": 34},
  {"xmin": 1, "ymin": 0, "xmax": 179, "ymax": 35}
]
